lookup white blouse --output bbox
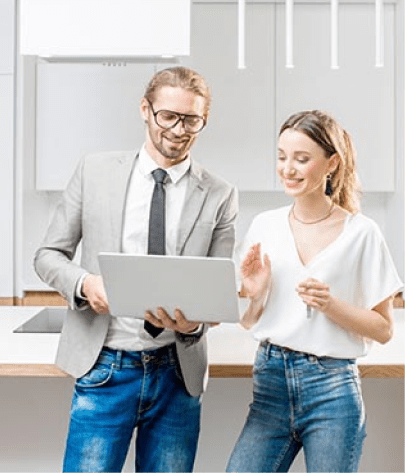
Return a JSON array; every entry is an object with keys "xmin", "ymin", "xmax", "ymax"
[{"xmin": 239, "ymin": 205, "xmax": 403, "ymax": 359}]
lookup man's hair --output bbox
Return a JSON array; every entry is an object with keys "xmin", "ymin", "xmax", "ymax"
[{"xmin": 144, "ymin": 66, "xmax": 212, "ymax": 117}]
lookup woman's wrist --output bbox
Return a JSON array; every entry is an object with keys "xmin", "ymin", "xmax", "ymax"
[
  {"xmin": 240, "ymin": 288, "xmax": 270, "ymax": 329},
  {"xmin": 250, "ymin": 285, "xmax": 271, "ymax": 306}
]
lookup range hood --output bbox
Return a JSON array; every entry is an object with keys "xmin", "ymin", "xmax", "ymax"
[{"xmin": 20, "ymin": 0, "xmax": 190, "ymax": 61}]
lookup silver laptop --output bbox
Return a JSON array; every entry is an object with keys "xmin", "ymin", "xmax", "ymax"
[{"xmin": 98, "ymin": 252, "xmax": 240, "ymax": 323}]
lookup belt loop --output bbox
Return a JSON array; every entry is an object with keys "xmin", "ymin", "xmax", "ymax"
[
  {"xmin": 115, "ymin": 350, "xmax": 122, "ymax": 370},
  {"xmin": 261, "ymin": 339, "xmax": 271, "ymax": 357}
]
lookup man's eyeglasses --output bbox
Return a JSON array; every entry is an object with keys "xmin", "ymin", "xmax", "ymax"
[{"xmin": 147, "ymin": 99, "xmax": 206, "ymax": 134}]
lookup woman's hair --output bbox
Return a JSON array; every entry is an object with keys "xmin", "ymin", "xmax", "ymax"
[
  {"xmin": 143, "ymin": 66, "xmax": 212, "ymax": 118},
  {"xmin": 279, "ymin": 110, "xmax": 361, "ymax": 213}
]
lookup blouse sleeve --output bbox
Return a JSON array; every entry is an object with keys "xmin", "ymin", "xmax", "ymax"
[{"xmin": 358, "ymin": 221, "xmax": 403, "ymax": 310}]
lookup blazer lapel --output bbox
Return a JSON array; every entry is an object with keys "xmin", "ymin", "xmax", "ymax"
[
  {"xmin": 176, "ymin": 162, "xmax": 208, "ymax": 255},
  {"xmin": 108, "ymin": 152, "xmax": 138, "ymax": 251}
]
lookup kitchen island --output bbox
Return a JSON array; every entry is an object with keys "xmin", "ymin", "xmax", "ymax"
[
  {"xmin": 0, "ymin": 307, "xmax": 403, "ymax": 472},
  {"xmin": 0, "ymin": 307, "xmax": 404, "ymax": 378}
]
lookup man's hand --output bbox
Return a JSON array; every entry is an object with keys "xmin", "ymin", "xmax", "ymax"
[
  {"xmin": 82, "ymin": 274, "xmax": 109, "ymax": 315},
  {"xmin": 144, "ymin": 307, "xmax": 200, "ymax": 334}
]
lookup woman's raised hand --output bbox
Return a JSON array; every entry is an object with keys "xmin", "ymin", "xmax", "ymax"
[{"xmin": 240, "ymin": 243, "xmax": 272, "ymax": 302}]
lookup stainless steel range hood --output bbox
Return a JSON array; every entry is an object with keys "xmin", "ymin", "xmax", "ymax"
[{"xmin": 20, "ymin": 0, "xmax": 190, "ymax": 61}]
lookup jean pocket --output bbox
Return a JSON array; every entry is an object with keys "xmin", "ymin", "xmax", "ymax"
[
  {"xmin": 75, "ymin": 362, "xmax": 114, "ymax": 389},
  {"xmin": 253, "ymin": 347, "xmax": 268, "ymax": 374},
  {"xmin": 316, "ymin": 357, "xmax": 353, "ymax": 372}
]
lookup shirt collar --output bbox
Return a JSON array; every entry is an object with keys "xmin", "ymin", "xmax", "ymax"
[{"xmin": 138, "ymin": 145, "xmax": 191, "ymax": 185}]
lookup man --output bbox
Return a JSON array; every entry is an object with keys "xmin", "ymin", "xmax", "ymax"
[{"xmin": 34, "ymin": 66, "xmax": 238, "ymax": 472}]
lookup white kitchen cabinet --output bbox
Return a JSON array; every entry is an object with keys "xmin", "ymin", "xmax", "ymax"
[
  {"xmin": 33, "ymin": 1, "xmax": 398, "ymax": 192},
  {"xmin": 0, "ymin": 75, "xmax": 14, "ymax": 296},
  {"xmin": 275, "ymin": 2, "xmax": 396, "ymax": 192},
  {"xmin": 35, "ymin": 3, "xmax": 277, "ymax": 191},
  {"xmin": 182, "ymin": 3, "xmax": 276, "ymax": 191},
  {"xmin": 35, "ymin": 63, "xmax": 155, "ymax": 190},
  {"xmin": 0, "ymin": 0, "xmax": 14, "ymax": 73},
  {"xmin": 20, "ymin": 0, "xmax": 190, "ymax": 58}
]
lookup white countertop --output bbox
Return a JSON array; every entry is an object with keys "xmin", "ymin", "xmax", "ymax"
[{"xmin": 0, "ymin": 307, "xmax": 404, "ymax": 377}]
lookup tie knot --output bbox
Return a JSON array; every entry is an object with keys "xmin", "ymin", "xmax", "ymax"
[{"xmin": 152, "ymin": 168, "xmax": 167, "ymax": 185}]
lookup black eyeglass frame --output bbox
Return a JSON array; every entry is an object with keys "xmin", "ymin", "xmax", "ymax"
[{"xmin": 146, "ymin": 99, "xmax": 206, "ymax": 134}]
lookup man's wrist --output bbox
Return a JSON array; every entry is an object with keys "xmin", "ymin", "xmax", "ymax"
[
  {"xmin": 76, "ymin": 273, "xmax": 89, "ymax": 300},
  {"xmin": 184, "ymin": 323, "xmax": 202, "ymax": 334},
  {"xmin": 175, "ymin": 324, "xmax": 204, "ymax": 344}
]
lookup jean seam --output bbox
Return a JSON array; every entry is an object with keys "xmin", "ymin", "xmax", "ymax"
[
  {"xmin": 273, "ymin": 436, "xmax": 296, "ymax": 472},
  {"xmin": 349, "ymin": 363, "xmax": 367, "ymax": 472},
  {"xmin": 347, "ymin": 411, "xmax": 366, "ymax": 472}
]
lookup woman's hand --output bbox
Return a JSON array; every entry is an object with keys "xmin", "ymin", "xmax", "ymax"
[
  {"xmin": 296, "ymin": 277, "xmax": 331, "ymax": 312},
  {"xmin": 240, "ymin": 243, "xmax": 272, "ymax": 302},
  {"xmin": 297, "ymin": 278, "xmax": 394, "ymax": 344},
  {"xmin": 239, "ymin": 244, "xmax": 271, "ymax": 330}
]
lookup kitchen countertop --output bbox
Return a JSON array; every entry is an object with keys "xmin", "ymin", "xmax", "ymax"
[{"xmin": 0, "ymin": 307, "xmax": 403, "ymax": 378}]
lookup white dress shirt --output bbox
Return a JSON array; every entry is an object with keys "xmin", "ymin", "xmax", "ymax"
[{"xmin": 103, "ymin": 145, "xmax": 191, "ymax": 351}]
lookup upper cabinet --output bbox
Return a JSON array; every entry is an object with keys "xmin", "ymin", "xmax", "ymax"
[
  {"xmin": 275, "ymin": 2, "xmax": 396, "ymax": 192},
  {"xmin": 0, "ymin": 0, "xmax": 14, "ymax": 73},
  {"xmin": 20, "ymin": 0, "xmax": 190, "ymax": 58},
  {"xmin": 31, "ymin": 0, "xmax": 399, "ymax": 192},
  {"xmin": 35, "ymin": 63, "xmax": 155, "ymax": 190},
  {"xmin": 181, "ymin": 3, "xmax": 276, "ymax": 191}
]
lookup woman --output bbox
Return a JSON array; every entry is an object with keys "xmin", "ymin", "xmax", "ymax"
[{"xmin": 226, "ymin": 110, "xmax": 403, "ymax": 473}]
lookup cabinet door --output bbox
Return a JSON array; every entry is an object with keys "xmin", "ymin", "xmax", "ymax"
[
  {"xmin": 35, "ymin": 63, "xmax": 155, "ymax": 190},
  {"xmin": 0, "ymin": 75, "xmax": 14, "ymax": 296},
  {"xmin": 182, "ymin": 3, "xmax": 276, "ymax": 191},
  {"xmin": 275, "ymin": 2, "xmax": 396, "ymax": 191},
  {"xmin": 0, "ymin": 0, "xmax": 14, "ymax": 73}
]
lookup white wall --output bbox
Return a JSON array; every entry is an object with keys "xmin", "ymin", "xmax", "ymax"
[{"xmin": 0, "ymin": 377, "xmax": 403, "ymax": 472}]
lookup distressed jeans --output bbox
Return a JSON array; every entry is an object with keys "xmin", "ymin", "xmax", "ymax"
[
  {"xmin": 227, "ymin": 342, "xmax": 366, "ymax": 473},
  {"xmin": 63, "ymin": 344, "xmax": 201, "ymax": 473}
]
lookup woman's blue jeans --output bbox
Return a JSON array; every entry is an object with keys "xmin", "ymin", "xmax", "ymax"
[
  {"xmin": 63, "ymin": 344, "xmax": 201, "ymax": 473},
  {"xmin": 227, "ymin": 342, "xmax": 366, "ymax": 473}
]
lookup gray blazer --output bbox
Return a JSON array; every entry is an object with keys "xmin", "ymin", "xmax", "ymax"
[{"xmin": 34, "ymin": 150, "xmax": 238, "ymax": 397}]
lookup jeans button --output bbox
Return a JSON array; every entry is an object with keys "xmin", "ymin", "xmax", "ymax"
[{"xmin": 142, "ymin": 354, "xmax": 151, "ymax": 362}]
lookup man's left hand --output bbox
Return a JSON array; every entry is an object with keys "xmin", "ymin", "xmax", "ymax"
[{"xmin": 144, "ymin": 307, "xmax": 200, "ymax": 334}]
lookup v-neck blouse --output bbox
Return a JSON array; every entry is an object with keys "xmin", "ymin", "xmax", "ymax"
[{"xmin": 238, "ymin": 205, "xmax": 403, "ymax": 359}]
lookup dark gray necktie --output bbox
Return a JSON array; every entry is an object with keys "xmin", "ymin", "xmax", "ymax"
[{"xmin": 144, "ymin": 168, "xmax": 167, "ymax": 337}]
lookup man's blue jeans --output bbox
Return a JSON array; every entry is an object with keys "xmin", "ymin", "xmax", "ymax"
[
  {"xmin": 63, "ymin": 344, "xmax": 201, "ymax": 472},
  {"xmin": 227, "ymin": 342, "xmax": 366, "ymax": 473}
]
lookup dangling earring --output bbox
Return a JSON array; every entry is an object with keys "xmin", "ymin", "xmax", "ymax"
[{"xmin": 325, "ymin": 173, "xmax": 333, "ymax": 196}]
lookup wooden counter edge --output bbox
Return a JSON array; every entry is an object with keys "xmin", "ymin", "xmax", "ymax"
[
  {"xmin": 208, "ymin": 364, "xmax": 405, "ymax": 379},
  {"xmin": 1, "ymin": 363, "xmax": 403, "ymax": 378},
  {"xmin": 0, "ymin": 364, "xmax": 69, "ymax": 377}
]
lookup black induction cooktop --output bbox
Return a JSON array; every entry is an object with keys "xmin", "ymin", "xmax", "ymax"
[{"xmin": 13, "ymin": 307, "xmax": 67, "ymax": 333}]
